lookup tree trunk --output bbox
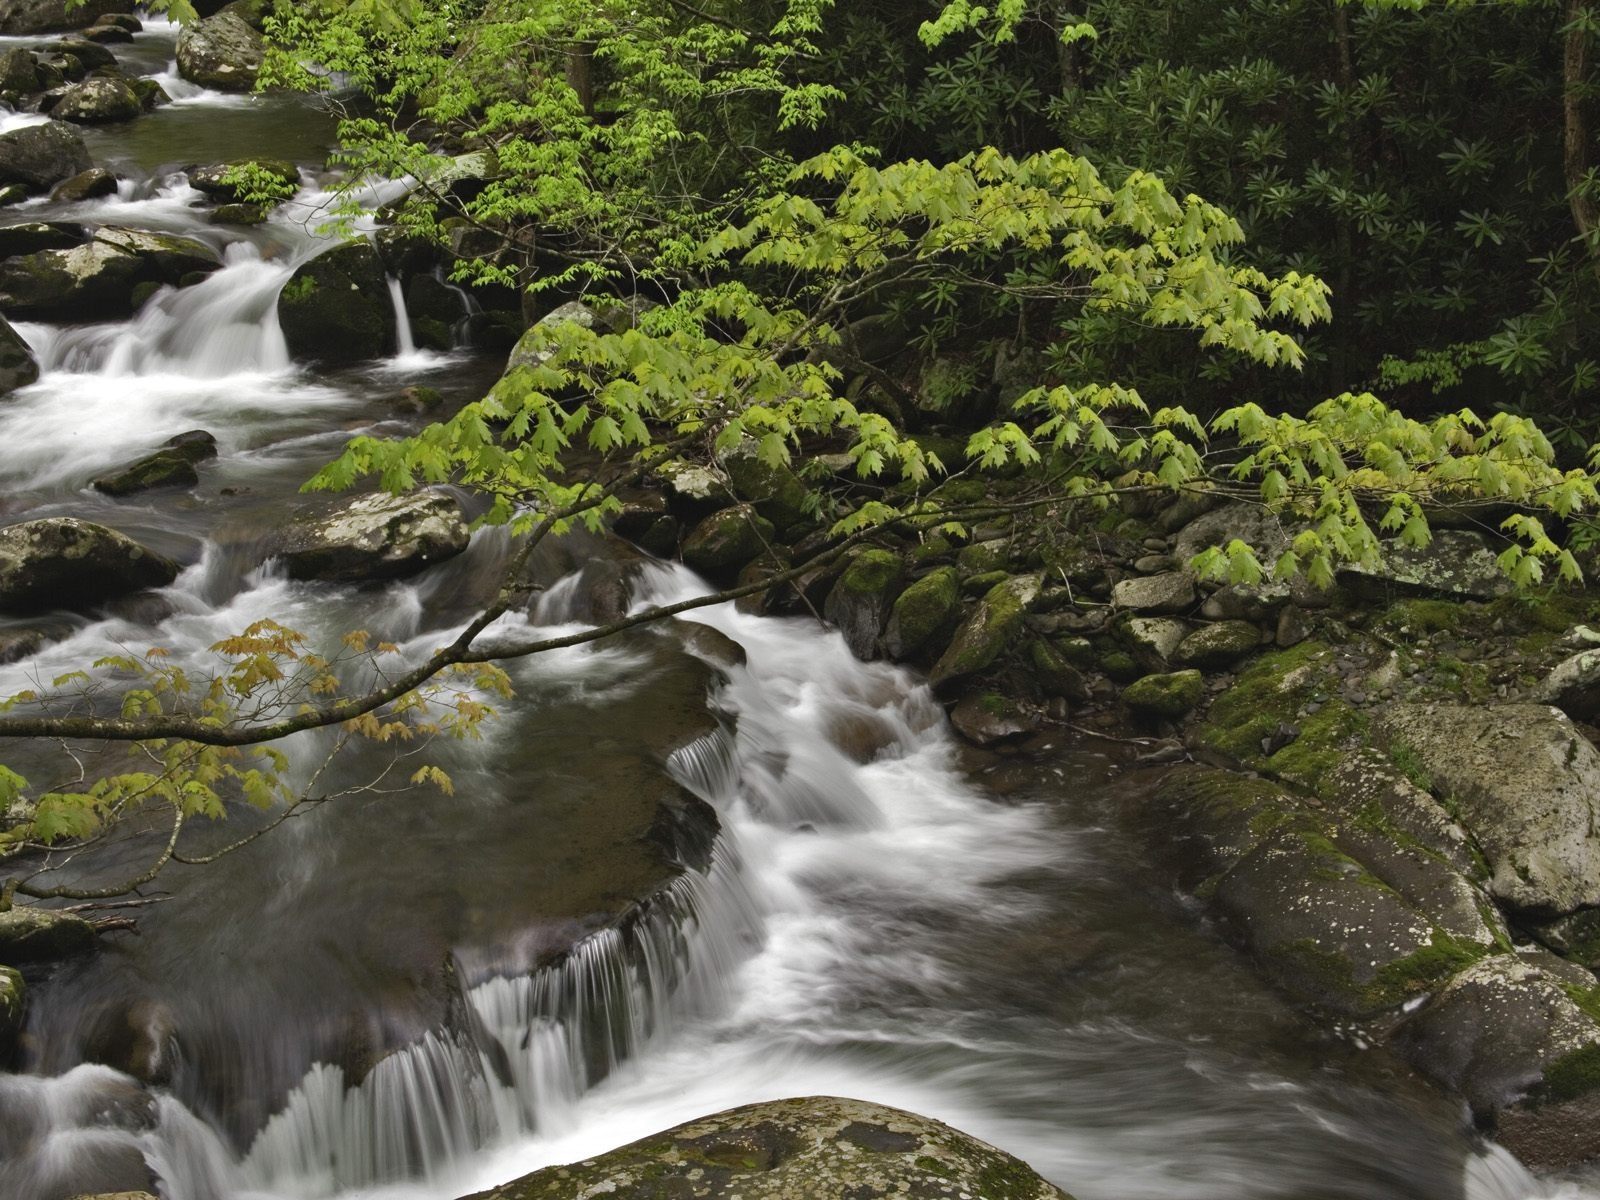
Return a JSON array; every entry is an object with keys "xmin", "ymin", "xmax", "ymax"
[{"xmin": 1565, "ymin": 0, "xmax": 1599, "ymax": 280}]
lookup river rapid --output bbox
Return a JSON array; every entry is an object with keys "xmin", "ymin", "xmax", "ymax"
[{"xmin": 0, "ymin": 17, "xmax": 1596, "ymax": 1200}]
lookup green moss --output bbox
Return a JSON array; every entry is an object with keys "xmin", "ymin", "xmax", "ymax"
[
  {"xmin": 836, "ymin": 548, "xmax": 902, "ymax": 597},
  {"xmin": 957, "ymin": 539, "xmax": 1009, "ymax": 576},
  {"xmin": 281, "ymin": 274, "xmax": 315, "ymax": 302},
  {"xmin": 929, "ymin": 574, "xmax": 1033, "ymax": 684},
  {"xmin": 1539, "ymin": 1042, "xmax": 1600, "ymax": 1103},
  {"xmin": 1379, "ymin": 598, "xmax": 1465, "ymax": 634},
  {"xmin": 1099, "ymin": 650, "xmax": 1140, "ymax": 683},
  {"xmin": 885, "ymin": 566, "xmax": 960, "ymax": 658},
  {"xmin": 1365, "ymin": 932, "xmax": 1487, "ymax": 1007},
  {"xmin": 1122, "ymin": 669, "xmax": 1204, "ymax": 719},
  {"xmin": 963, "ymin": 568, "xmax": 1009, "ymax": 595}
]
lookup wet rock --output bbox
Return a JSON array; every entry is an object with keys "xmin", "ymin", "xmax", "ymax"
[
  {"xmin": 0, "ymin": 119, "xmax": 90, "ymax": 192},
  {"xmin": 1533, "ymin": 909, "xmax": 1600, "ymax": 970},
  {"xmin": 278, "ymin": 240, "xmax": 391, "ymax": 364},
  {"xmin": 1029, "ymin": 638, "xmax": 1091, "ymax": 703},
  {"xmin": 162, "ymin": 429, "xmax": 218, "ymax": 463},
  {"xmin": 680, "ymin": 504, "xmax": 774, "ymax": 584},
  {"xmin": 1340, "ymin": 529, "xmax": 1512, "ymax": 602},
  {"xmin": 721, "ymin": 439, "xmax": 811, "ymax": 532},
  {"xmin": 51, "ymin": 74, "xmax": 141, "ymax": 123},
  {"xmin": 0, "ymin": 518, "xmax": 177, "ymax": 613},
  {"xmin": 1111, "ymin": 569, "xmax": 1195, "ymax": 614},
  {"xmin": 51, "ymin": 35, "xmax": 116, "ymax": 73},
  {"xmin": 0, "ymin": 47, "xmax": 40, "ymax": 96},
  {"xmin": 1122, "ymin": 670, "xmax": 1203, "ymax": 719},
  {"xmin": 1115, "ymin": 615, "xmax": 1189, "ymax": 669},
  {"xmin": 0, "ymin": 239, "xmax": 138, "ymax": 316},
  {"xmin": 823, "ymin": 548, "xmax": 904, "ymax": 660},
  {"xmin": 92, "ymin": 452, "xmax": 199, "ymax": 496},
  {"xmin": 276, "ymin": 490, "xmax": 471, "ymax": 584},
  {"xmin": 0, "ymin": 965, "xmax": 21, "ymax": 1062},
  {"xmin": 0, "ymin": 219, "xmax": 83, "ymax": 257},
  {"xmin": 0, "ymin": 0, "xmax": 130, "ymax": 35},
  {"xmin": 209, "ymin": 201, "xmax": 264, "ymax": 225},
  {"xmin": 1394, "ymin": 955, "xmax": 1600, "ymax": 1167},
  {"xmin": 187, "ymin": 157, "xmax": 297, "ymax": 201},
  {"xmin": 1376, "ymin": 704, "xmax": 1600, "ymax": 917},
  {"xmin": 175, "ymin": 10, "xmax": 264, "ymax": 91},
  {"xmin": 80, "ymin": 17, "xmax": 132, "ymax": 41},
  {"xmin": 50, "ymin": 165, "xmax": 116, "ymax": 200},
  {"xmin": 0, "ymin": 312, "xmax": 38, "ymax": 397},
  {"xmin": 929, "ymin": 573, "xmax": 1040, "ymax": 690},
  {"xmin": 0, "ymin": 905, "xmax": 96, "ymax": 961},
  {"xmin": 882, "ymin": 565, "xmax": 960, "ymax": 661},
  {"xmin": 949, "ymin": 691, "xmax": 1036, "ymax": 746},
  {"xmin": 94, "ymin": 227, "xmax": 219, "ymax": 282},
  {"xmin": 457, "ymin": 1095, "xmax": 1073, "ymax": 1200},
  {"xmin": 130, "ymin": 77, "xmax": 168, "ymax": 111},
  {"xmin": 1532, "ymin": 648, "xmax": 1600, "ymax": 723},
  {"xmin": 1173, "ymin": 620, "xmax": 1260, "ymax": 669}
]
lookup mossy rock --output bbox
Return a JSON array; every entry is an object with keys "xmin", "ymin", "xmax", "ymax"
[
  {"xmin": 680, "ymin": 504, "xmax": 775, "ymax": 584},
  {"xmin": 458, "ymin": 1095, "xmax": 1073, "ymax": 1200},
  {"xmin": 0, "ymin": 906, "xmax": 96, "ymax": 961},
  {"xmin": 1122, "ymin": 670, "xmax": 1203, "ymax": 719},
  {"xmin": 883, "ymin": 566, "xmax": 960, "ymax": 661},
  {"xmin": 956, "ymin": 538, "xmax": 1008, "ymax": 576},
  {"xmin": 962, "ymin": 568, "xmax": 1010, "ymax": 596},
  {"xmin": 722, "ymin": 440, "xmax": 812, "ymax": 532},
  {"xmin": 949, "ymin": 691, "xmax": 1036, "ymax": 746},
  {"xmin": 1051, "ymin": 635, "xmax": 1096, "ymax": 670},
  {"xmin": 92, "ymin": 451, "xmax": 199, "ymax": 496},
  {"xmin": 0, "ymin": 964, "xmax": 22, "ymax": 1062},
  {"xmin": 277, "ymin": 240, "xmax": 391, "ymax": 364},
  {"xmin": 824, "ymin": 548, "xmax": 905, "ymax": 661},
  {"xmin": 1029, "ymin": 639, "xmax": 1090, "ymax": 703},
  {"xmin": 1173, "ymin": 620, "xmax": 1261, "ymax": 669},
  {"xmin": 929, "ymin": 573, "xmax": 1040, "ymax": 690},
  {"xmin": 1098, "ymin": 649, "xmax": 1141, "ymax": 683}
]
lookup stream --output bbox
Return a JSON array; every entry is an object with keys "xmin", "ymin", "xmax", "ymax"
[{"xmin": 0, "ymin": 16, "xmax": 1597, "ymax": 1200}]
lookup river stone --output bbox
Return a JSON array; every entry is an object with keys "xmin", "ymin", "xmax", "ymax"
[
  {"xmin": 680, "ymin": 503, "xmax": 774, "ymax": 583},
  {"xmin": 81, "ymin": 17, "xmax": 132, "ymax": 41},
  {"xmin": 721, "ymin": 438, "xmax": 811, "ymax": 532},
  {"xmin": 1340, "ymin": 529, "xmax": 1512, "ymax": 601},
  {"xmin": 0, "ymin": 240, "xmax": 140, "ymax": 317},
  {"xmin": 1376, "ymin": 704, "xmax": 1600, "ymax": 917},
  {"xmin": 50, "ymin": 165, "xmax": 116, "ymax": 201},
  {"xmin": 92, "ymin": 227, "xmax": 219, "ymax": 282},
  {"xmin": 1029, "ymin": 637, "xmax": 1091, "ymax": 703},
  {"xmin": 949, "ymin": 691, "xmax": 1036, "ymax": 746},
  {"xmin": 0, "ymin": 518, "xmax": 177, "ymax": 613},
  {"xmin": 0, "ymin": 119, "xmax": 90, "ymax": 192},
  {"xmin": 1122, "ymin": 670, "xmax": 1203, "ymax": 719},
  {"xmin": 1201, "ymin": 580, "xmax": 1292, "ymax": 622},
  {"xmin": 1394, "ymin": 955, "xmax": 1600, "ymax": 1166},
  {"xmin": 278, "ymin": 239, "xmax": 391, "ymax": 364},
  {"xmin": 276, "ymin": 490, "xmax": 470, "ymax": 583},
  {"xmin": 928, "ymin": 573, "xmax": 1040, "ymax": 690},
  {"xmin": 0, "ymin": 0, "xmax": 129, "ymax": 34},
  {"xmin": 1111, "ymin": 569, "xmax": 1194, "ymax": 614},
  {"xmin": 1115, "ymin": 615, "xmax": 1189, "ymax": 669},
  {"xmin": 0, "ymin": 312, "xmax": 38, "ymax": 397},
  {"xmin": 823, "ymin": 548, "xmax": 904, "ymax": 661},
  {"xmin": 175, "ymin": 10, "xmax": 263, "ymax": 91},
  {"xmin": 1532, "ymin": 647, "xmax": 1600, "ymax": 722},
  {"xmin": 92, "ymin": 452, "xmax": 199, "ymax": 496},
  {"xmin": 51, "ymin": 74, "xmax": 141, "ymax": 123},
  {"xmin": 882, "ymin": 565, "xmax": 960, "ymax": 660},
  {"xmin": 0, "ymin": 47, "xmax": 40, "ymax": 96},
  {"xmin": 187, "ymin": 157, "xmax": 297, "ymax": 201},
  {"xmin": 0, "ymin": 219, "xmax": 82, "ymax": 257},
  {"xmin": 457, "ymin": 1096, "xmax": 1073, "ymax": 1200},
  {"xmin": 0, "ymin": 906, "xmax": 96, "ymax": 961},
  {"xmin": 0, "ymin": 965, "xmax": 21, "ymax": 1061},
  {"xmin": 1173, "ymin": 620, "xmax": 1260, "ymax": 669}
]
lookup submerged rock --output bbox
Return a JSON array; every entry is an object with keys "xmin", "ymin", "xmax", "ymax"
[
  {"xmin": 457, "ymin": 1096, "xmax": 1072, "ymax": 1200},
  {"xmin": 0, "ymin": 120, "xmax": 91, "ymax": 192},
  {"xmin": 0, "ymin": 518, "xmax": 178, "ymax": 613},
  {"xmin": 175, "ymin": 10, "xmax": 263, "ymax": 91},
  {"xmin": 92, "ymin": 453, "xmax": 198, "ymax": 496},
  {"xmin": 276, "ymin": 490, "xmax": 470, "ymax": 583}
]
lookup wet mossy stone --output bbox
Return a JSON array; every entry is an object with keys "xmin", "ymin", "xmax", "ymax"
[
  {"xmin": 929, "ymin": 573, "xmax": 1040, "ymax": 691},
  {"xmin": 0, "ymin": 905, "xmax": 96, "ymax": 961},
  {"xmin": 209, "ymin": 202, "xmax": 265, "ymax": 225},
  {"xmin": 0, "ymin": 517, "xmax": 177, "ymax": 613},
  {"xmin": 0, "ymin": 965, "xmax": 21, "ymax": 1063},
  {"xmin": 1098, "ymin": 649, "xmax": 1141, "ymax": 683},
  {"xmin": 824, "ymin": 548, "xmax": 904, "ymax": 661},
  {"xmin": 1122, "ymin": 669, "xmax": 1203, "ymax": 719},
  {"xmin": 0, "ymin": 0, "xmax": 131, "ymax": 35},
  {"xmin": 0, "ymin": 46, "xmax": 40, "ymax": 95},
  {"xmin": 161, "ymin": 429, "xmax": 218, "ymax": 463},
  {"xmin": 50, "ymin": 74, "xmax": 141, "ymax": 123},
  {"xmin": 278, "ymin": 240, "xmax": 391, "ymax": 365},
  {"xmin": 962, "ymin": 568, "xmax": 1009, "ymax": 596},
  {"xmin": 187, "ymin": 158, "xmax": 297, "ymax": 201},
  {"xmin": 175, "ymin": 9, "xmax": 263, "ymax": 92},
  {"xmin": 130, "ymin": 77, "xmax": 169, "ymax": 111},
  {"xmin": 680, "ymin": 504, "xmax": 774, "ymax": 584},
  {"xmin": 457, "ymin": 1095, "xmax": 1073, "ymax": 1200},
  {"xmin": 1029, "ymin": 639, "xmax": 1091, "ymax": 703},
  {"xmin": 721, "ymin": 439, "xmax": 812, "ymax": 532},
  {"xmin": 1173, "ymin": 620, "xmax": 1261, "ymax": 669},
  {"xmin": 0, "ymin": 311, "xmax": 38, "ymax": 397},
  {"xmin": 49, "ymin": 165, "xmax": 116, "ymax": 201},
  {"xmin": 0, "ymin": 119, "xmax": 90, "ymax": 192},
  {"xmin": 276, "ymin": 490, "xmax": 470, "ymax": 584},
  {"xmin": 883, "ymin": 566, "xmax": 960, "ymax": 661},
  {"xmin": 92, "ymin": 451, "xmax": 198, "ymax": 496},
  {"xmin": 0, "ymin": 221, "xmax": 82, "ymax": 259},
  {"xmin": 949, "ymin": 691, "xmax": 1035, "ymax": 746}
]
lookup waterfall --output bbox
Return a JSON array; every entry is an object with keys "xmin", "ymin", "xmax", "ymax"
[{"xmin": 387, "ymin": 274, "xmax": 418, "ymax": 358}]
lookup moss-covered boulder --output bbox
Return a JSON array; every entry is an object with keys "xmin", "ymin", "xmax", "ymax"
[
  {"xmin": 0, "ymin": 965, "xmax": 22, "ymax": 1062},
  {"xmin": 0, "ymin": 518, "xmax": 178, "ymax": 614},
  {"xmin": 0, "ymin": 906, "xmax": 96, "ymax": 961},
  {"xmin": 824, "ymin": 548, "xmax": 904, "ymax": 661},
  {"xmin": 1115, "ymin": 615, "xmax": 1189, "ymax": 670},
  {"xmin": 50, "ymin": 74, "xmax": 141, "ymax": 123},
  {"xmin": 175, "ymin": 9, "xmax": 263, "ymax": 91},
  {"xmin": 949, "ymin": 691, "xmax": 1036, "ymax": 746},
  {"xmin": 882, "ymin": 566, "xmax": 960, "ymax": 661},
  {"xmin": 680, "ymin": 504, "xmax": 774, "ymax": 584},
  {"xmin": 1339, "ymin": 529, "xmax": 1513, "ymax": 602},
  {"xmin": 457, "ymin": 1096, "xmax": 1072, "ymax": 1200},
  {"xmin": 722, "ymin": 440, "xmax": 812, "ymax": 532},
  {"xmin": 1173, "ymin": 620, "xmax": 1261, "ymax": 669},
  {"xmin": 92, "ymin": 452, "xmax": 198, "ymax": 496},
  {"xmin": 1121, "ymin": 669, "xmax": 1203, "ymax": 719},
  {"xmin": 276, "ymin": 490, "xmax": 470, "ymax": 584},
  {"xmin": 278, "ymin": 240, "xmax": 391, "ymax": 364},
  {"xmin": 956, "ymin": 538, "xmax": 1008, "ymax": 576},
  {"xmin": 1028, "ymin": 638, "xmax": 1090, "ymax": 703},
  {"xmin": 929, "ymin": 573, "xmax": 1040, "ymax": 690},
  {"xmin": 187, "ymin": 157, "xmax": 297, "ymax": 201},
  {"xmin": 0, "ymin": 120, "xmax": 88, "ymax": 193}
]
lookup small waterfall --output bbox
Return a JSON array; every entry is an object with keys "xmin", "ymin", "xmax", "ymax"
[{"xmin": 387, "ymin": 275, "xmax": 418, "ymax": 358}]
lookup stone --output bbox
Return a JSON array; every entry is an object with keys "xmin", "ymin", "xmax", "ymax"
[
  {"xmin": 656, "ymin": 459, "xmax": 732, "ymax": 514},
  {"xmin": 1115, "ymin": 615, "xmax": 1189, "ymax": 667},
  {"xmin": 53, "ymin": 36, "xmax": 116, "ymax": 72},
  {"xmin": 1200, "ymin": 580, "xmax": 1292, "ymax": 622},
  {"xmin": 0, "ymin": 47, "xmax": 40, "ymax": 96},
  {"xmin": 92, "ymin": 227, "xmax": 219, "ymax": 282},
  {"xmin": 0, "ymin": 240, "xmax": 138, "ymax": 317},
  {"xmin": 129, "ymin": 77, "xmax": 169, "ymax": 111},
  {"xmin": 0, "ymin": 120, "xmax": 91, "ymax": 192},
  {"xmin": 679, "ymin": 504, "xmax": 774, "ymax": 583},
  {"xmin": 928, "ymin": 573, "xmax": 1040, "ymax": 690},
  {"xmin": 1112, "ymin": 570, "xmax": 1195, "ymax": 614},
  {"xmin": 0, "ymin": 0, "xmax": 129, "ymax": 35},
  {"xmin": 92, "ymin": 452, "xmax": 199, "ymax": 496},
  {"xmin": 80, "ymin": 18, "xmax": 132, "ymax": 41},
  {"xmin": 0, "ymin": 518, "xmax": 177, "ymax": 613},
  {"xmin": 275, "ymin": 491, "xmax": 470, "ymax": 584},
  {"xmin": 456, "ymin": 1096, "xmax": 1072, "ymax": 1200},
  {"xmin": 721, "ymin": 438, "xmax": 811, "ymax": 532},
  {"xmin": 1276, "ymin": 604, "xmax": 1311, "ymax": 647},
  {"xmin": 1533, "ymin": 648, "xmax": 1600, "ymax": 723},
  {"xmin": 823, "ymin": 549, "xmax": 903, "ymax": 661},
  {"xmin": 187, "ymin": 157, "xmax": 297, "ymax": 201},
  {"xmin": 0, "ymin": 965, "xmax": 21, "ymax": 1061},
  {"xmin": 1122, "ymin": 670, "xmax": 1204, "ymax": 719},
  {"xmin": 0, "ymin": 905, "xmax": 96, "ymax": 961},
  {"xmin": 949, "ymin": 692, "xmax": 1036, "ymax": 746},
  {"xmin": 882, "ymin": 566, "xmax": 960, "ymax": 661},
  {"xmin": 1340, "ymin": 529, "xmax": 1513, "ymax": 601},
  {"xmin": 956, "ymin": 538, "xmax": 1008, "ymax": 576},
  {"xmin": 175, "ymin": 10, "xmax": 264, "ymax": 92},
  {"xmin": 162, "ymin": 429, "xmax": 218, "ymax": 462},
  {"xmin": 50, "ymin": 75, "xmax": 141, "ymax": 123},
  {"xmin": 210, "ymin": 202, "xmax": 265, "ymax": 225},
  {"xmin": 50, "ymin": 165, "xmax": 116, "ymax": 200},
  {"xmin": 278, "ymin": 240, "xmax": 391, "ymax": 364},
  {"xmin": 1173, "ymin": 620, "xmax": 1260, "ymax": 669},
  {"xmin": 0, "ymin": 220, "xmax": 83, "ymax": 257},
  {"xmin": 1029, "ymin": 638, "xmax": 1091, "ymax": 703},
  {"xmin": 0, "ymin": 312, "xmax": 38, "ymax": 397}
]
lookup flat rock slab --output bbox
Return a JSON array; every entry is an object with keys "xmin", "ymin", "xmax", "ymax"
[{"xmin": 459, "ymin": 1096, "xmax": 1072, "ymax": 1200}]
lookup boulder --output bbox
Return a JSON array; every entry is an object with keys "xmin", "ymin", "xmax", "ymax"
[
  {"xmin": 0, "ymin": 47, "xmax": 41, "ymax": 96},
  {"xmin": 0, "ymin": 0, "xmax": 130, "ymax": 35},
  {"xmin": 680, "ymin": 504, "xmax": 774, "ymax": 583},
  {"xmin": 275, "ymin": 490, "xmax": 470, "ymax": 584},
  {"xmin": 1122, "ymin": 670, "xmax": 1203, "ymax": 720},
  {"xmin": 0, "ymin": 518, "xmax": 177, "ymax": 613},
  {"xmin": 92, "ymin": 227, "xmax": 218, "ymax": 282},
  {"xmin": 882, "ymin": 565, "xmax": 960, "ymax": 660},
  {"xmin": 1111, "ymin": 569, "xmax": 1195, "ymax": 614},
  {"xmin": 949, "ymin": 691, "xmax": 1036, "ymax": 746},
  {"xmin": 1340, "ymin": 529, "xmax": 1512, "ymax": 601},
  {"xmin": 0, "ymin": 312, "xmax": 38, "ymax": 398},
  {"xmin": 1376, "ymin": 704, "xmax": 1600, "ymax": 917},
  {"xmin": 1173, "ymin": 620, "xmax": 1261, "ymax": 669},
  {"xmin": 277, "ymin": 240, "xmax": 391, "ymax": 364},
  {"xmin": 50, "ymin": 74, "xmax": 141, "ymax": 123},
  {"xmin": 187, "ymin": 157, "xmax": 297, "ymax": 201},
  {"xmin": 1028, "ymin": 638, "xmax": 1091, "ymax": 702},
  {"xmin": 456, "ymin": 1096, "xmax": 1072, "ymax": 1200},
  {"xmin": 92, "ymin": 452, "xmax": 198, "ymax": 496},
  {"xmin": 721, "ymin": 438, "xmax": 811, "ymax": 532},
  {"xmin": 0, "ymin": 240, "xmax": 138, "ymax": 316},
  {"xmin": 823, "ymin": 548, "xmax": 903, "ymax": 660},
  {"xmin": 81, "ymin": 18, "xmax": 133, "ymax": 41},
  {"xmin": 175, "ymin": 10, "xmax": 263, "ymax": 92},
  {"xmin": 209, "ymin": 201, "xmax": 265, "ymax": 225},
  {"xmin": 0, "ymin": 905, "xmax": 96, "ymax": 961},
  {"xmin": 0, "ymin": 965, "xmax": 21, "ymax": 1062},
  {"xmin": 1115, "ymin": 615, "xmax": 1189, "ymax": 668},
  {"xmin": 0, "ymin": 220, "xmax": 83, "ymax": 257},
  {"xmin": 50, "ymin": 165, "xmax": 116, "ymax": 200},
  {"xmin": 53, "ymin": 36, "xmax": 117, "ymax": 73},
  {"xmin": 929, "ymin": 573, "xmax": 1040, "ymax": 690},
  {"xmin": 1533, "ymin": 648, "xmax": 1600, "ymax": 723},
  {"xmin": 0, "ymin": 120, "xmax": 90, "ymax": 192}
]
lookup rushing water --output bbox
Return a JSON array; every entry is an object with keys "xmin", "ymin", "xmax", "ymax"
[{"xmin": 1, "ymin": 16, "xmax": 1598, "ymax": 1200}]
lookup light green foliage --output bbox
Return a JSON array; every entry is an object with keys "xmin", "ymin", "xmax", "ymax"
[{"xmin": 218, "ymin": 162, "xmax": 298, "ymax": 209}]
